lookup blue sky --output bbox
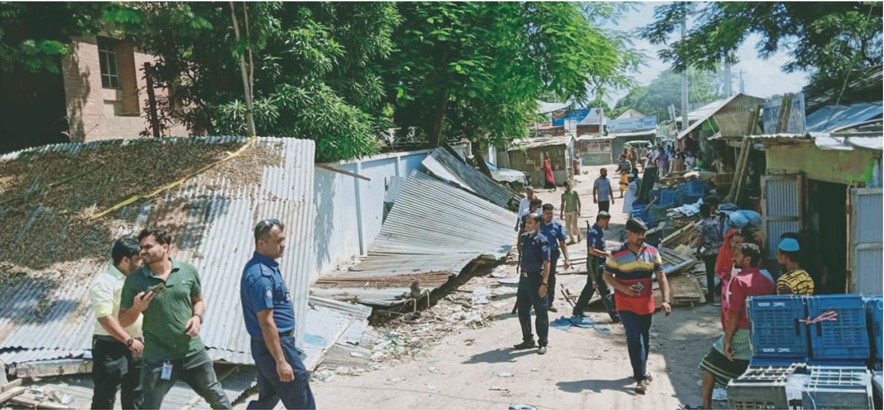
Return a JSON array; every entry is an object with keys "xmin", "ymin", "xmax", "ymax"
[{"xmin": 603, "ymin": 2, "xmax": 809, "ymax": 105}]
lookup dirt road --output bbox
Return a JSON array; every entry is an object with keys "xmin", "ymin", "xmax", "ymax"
[{"xmin": 311, "ymin": 163, "xmax": 723, "ymax": 409}]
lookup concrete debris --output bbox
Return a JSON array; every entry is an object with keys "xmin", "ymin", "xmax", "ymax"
[
  {"xmin": 385, "ymin": 377, "xmax": 406, "ymax": 385},
  {"xmin": 490, "ymin": 266, "xmax": 509, "ymax": 278},
  {"xmin": 494, "ymin": 371, "xmax": 514, "ymax": 378},
  {"xmin": 471, "ymin": 287, "xmax": 492, "ymax": 305},
  {"xmin": 313, "ymin": 370, "xmax": 336, "ymax": 383}
]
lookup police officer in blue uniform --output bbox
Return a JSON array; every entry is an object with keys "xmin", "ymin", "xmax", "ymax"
[
  {"xmin": 573, "ymin": 211, "xmax": 620, "ymax": 322},
  {"xmin": 514, "ymin": 213, "xmax": 552, "ymax": 355},
  {"xmin": 539, "ymin": 203, "xmax": 571, "ymax": 312},
  {"xmin": 241, "ymin": 219, "xmax": 316, "ymax": 409}
]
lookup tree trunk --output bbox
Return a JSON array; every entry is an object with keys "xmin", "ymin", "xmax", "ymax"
[
  {"xmin": 431, "ymin": 98, "xmax": 449, "ymax": 147},
  {"xmin": 472, "ymin": 141, "xmax": 493, "ymax": 178}
]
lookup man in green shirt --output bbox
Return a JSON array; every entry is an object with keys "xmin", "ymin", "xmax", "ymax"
[
  {"xmin": 119, "ymin": 228, "xmax": 231, "ymax": 409},
  {"xmin": 560, "ymin": 180, "xmax": 581, "ymax": 244}
]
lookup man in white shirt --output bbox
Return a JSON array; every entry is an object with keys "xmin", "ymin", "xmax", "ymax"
[
  {"xmin": 515, "ymin": 186, "xmax": 536, "ymax": 231},
  {"xmin": 90, "ymin": 237, "xmax": 145, "ymax": 409}
]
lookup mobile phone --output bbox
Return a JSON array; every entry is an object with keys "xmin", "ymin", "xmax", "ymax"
[{"xmin": 148, "ymin": 283, "xmax": 166, "ymax": 295}]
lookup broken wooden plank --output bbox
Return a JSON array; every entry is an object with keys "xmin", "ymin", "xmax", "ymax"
[
  {"xmin": 9, "ymin": 394, "xmax": 70, "ymax": 410},
  {"xmin": 1, "ymin": 379, "xmax": 23, "ymax": 393},
  {"xmin": 14, "ymin": 359, "xmax": 92, "ymax": 379},
  {"xmin": 0, "ymin": 386, "xmax": 25, "ymax": 406}
]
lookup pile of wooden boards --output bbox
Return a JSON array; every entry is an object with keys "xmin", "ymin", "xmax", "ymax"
[{"xmin": 660, "ymin": 220, "xmax": 701, "ymax": 249}]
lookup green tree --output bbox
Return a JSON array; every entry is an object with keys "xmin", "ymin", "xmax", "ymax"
[
  {"xmin": 0, "ymin": 2, "xmax": 110, "ymax": 73},
  {"xmin": 386, "ymin": 2, "xmax": 641, "ymax": 147},
  {"xmin": 642, "ymin": 2, "xmax": 882, "ymax": 91},
  {"xmin": 613, "ymin": 68, "xmax": 724, "ymax": 120},
  {"xmin": 107, "ymin": 2, "xmax": 398, "ymax": 162}
]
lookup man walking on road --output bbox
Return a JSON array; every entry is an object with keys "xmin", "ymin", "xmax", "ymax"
[
  {"xmin": 560, "ymin": 181, "xmax": 581, "ymax": 244},
  {"xmin": 513, "ymin": 213, "xmax": 552, "ymax": 355},
  {"xmin": 241, "ymin": 219, "xmax": 316, "ymax": 409},
  {"xmin": 541, "ymin": 204, "xmax": 570, "ymax": 313},
  {"xmin": 90, "ymin": 237, "xmax": 145, "ymax": 409},
  {"xmin": 572, "ymin": 212, "xmax": 619, "ymax": 323},
  {"xmin": 603, "ymin": 218, "xmax": 672, "ymax": 394},
  {"xmin": 119, "ymin": 228, "xmax": 231, "ymax": 409},
  {"xmin": 697, "ymin": 243, "xmax": 774, "ymax": 409},
  {"xmin": 593, "ymin": 168, "xmax": 615, "ymax": 213}
]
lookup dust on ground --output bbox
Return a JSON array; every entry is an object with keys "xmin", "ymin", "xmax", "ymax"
[{"xmin": 309, "ymin": 163, "xmax": 725, "ymax": 409}]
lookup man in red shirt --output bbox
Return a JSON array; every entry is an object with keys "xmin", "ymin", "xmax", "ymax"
[{"xmin": 696, "ymin": 243, "xmax": 775, "ymax": 409}]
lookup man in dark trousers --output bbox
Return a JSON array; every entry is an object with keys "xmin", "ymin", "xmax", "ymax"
[
  {"xmin": 593, "ymin": 168, "xmax": 615, "ymax": 212},
  {"xmin": 572, "ymin": 212, "xmax": 620, "ymax": 323},
  {"xmin": 119, "ymin": 228, "xmax": 231, "ymax": 409},
  {"xmin": 540, "ymin": 203, "xmax": 571, "ymax": 313},
  {"xmin": 513, "ymin": 213, "xmax": 552, "ymax": 355},
  {"xmin": 90, "ymin": 237, "xmax": 145, "ymax": 409},
  {"xmin": 241, "ymin": 219, "xmax": 316, "ymax": 409},
  {"xmin": 603, "ymin": 218, "xmax": 672, "ymax": 394}
]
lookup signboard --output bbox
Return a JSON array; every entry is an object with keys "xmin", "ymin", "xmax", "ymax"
[
  {"xmin": 551, "ymin": 107, "xmax": 605, "ymax": 126},
  {"xmin": 762, "ymin": 93, "xmax": 806, "ymax": 134},
  {"xmin": 607, "ymin": 115, "xmax": 658, "ymax": 133}
]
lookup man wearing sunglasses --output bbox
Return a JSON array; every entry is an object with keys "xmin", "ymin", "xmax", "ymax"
[{"xmin": 240, "ymin": 219, "xmax": 316, "ymax": 409}]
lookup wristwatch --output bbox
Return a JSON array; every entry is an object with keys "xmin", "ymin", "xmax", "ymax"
[
  {"xmin": 541, "ymin": 282, "xmax": 548, "ymax": 286},
  {"xmin": 126, "ymin": 338, "xmax": 134, "ymax": 347},
  {"xmin": 193, "ymin": 314, "xmax": 203, "ymax": 324}
]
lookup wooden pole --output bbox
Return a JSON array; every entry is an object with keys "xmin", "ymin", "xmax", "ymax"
[
  {"xmin": 230, "ymin": 2, "xmax": 257, "ymax": 138},
  {"xmin": 143, "ymin": 62, "xmax": 161, "ymax": 138}
]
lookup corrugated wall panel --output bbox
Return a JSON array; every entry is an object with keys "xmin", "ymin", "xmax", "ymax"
[
  {"xmin": 852, "ymin": 188, "xmax": 883, "ymax": 294},
  {"xmin": 765, "ymin": 178, "xmax": 800, "ymax": 217}
]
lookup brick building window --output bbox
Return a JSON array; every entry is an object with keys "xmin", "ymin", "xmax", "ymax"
[{"xmin": 97, "ymin": 37, "xmax": 120, "ymax": 89}]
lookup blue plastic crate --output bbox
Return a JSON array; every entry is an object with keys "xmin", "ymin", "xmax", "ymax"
[
  {"xmin": 630, "ymin": 204, "xmax": 649, "ymax": 223},
  {"xmin": 808, "ymin": 294, "xmax": 870, "ymax": 361},
  {"xmin": 658, "ymin": 188, "xmax": 676, "ymax": 206},
  {"xmin": 748, "ymin": 295, "xmax": 810, "ymax": 360},
  {"xmin": 677, "ymin": 178, "xmax": 706, "ymax": 196},
  {"xmin": 866, "ymin": 296, "xmax": 883, "ymax": 362}
]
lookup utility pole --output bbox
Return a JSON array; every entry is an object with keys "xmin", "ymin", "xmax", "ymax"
[
  {"xmin": 739, "ymin": 69, "xmax": 745, "ymax": 94},
  {"xmin": 723, "ymin": 59, "xmax": 733, "ymax": 97},
  {"xmin": 680, "ymin": 3, "xmax": 689, "ymax": 132}
]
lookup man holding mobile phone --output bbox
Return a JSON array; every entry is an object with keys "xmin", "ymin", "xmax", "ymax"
[
  {"xmin": 119, "ymin": 228, "xmax": 231, "ymax": 409},
  {"xmin": 603, "ymin": 218, "xmax": 671, "ymax": 395}
]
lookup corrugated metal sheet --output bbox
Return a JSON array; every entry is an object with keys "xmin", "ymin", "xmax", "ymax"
[
  {"xmin": 0, "ymin": 136, "xmax": 316, "ymax": 366},
  {"xmin": 762, "ymin": 175, "xmax": 802, "ymax": 259},
  {"xmin": 675, "ymin": 94, "xmax": 765, "ymax": 140},
  {"xmin": 852, "ymin": 188, "xmax": 883, "ymax": 294},
  {"xmin": 806, "ymin": 102, "xmax": 883, "ymax": 133},
  {"xmin": 313, "ymin": 171, "xmax": 516, "ymax": 306},
  {"xmin": 421, "ymin": 148, "xmax": 519, "ymax": 210},
  {"xmin": 509, "ymin": 136, "xmax": 572, "ymax": 150}
]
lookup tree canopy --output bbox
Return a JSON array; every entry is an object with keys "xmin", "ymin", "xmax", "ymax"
[
  {"xmin": 612, "ymin": 68, "xmax": 724, "ymax": 120},
  {"xmin": 388, "ymin": 2, "xmax": 641, "ymax": 147},
  {"xmin": 4, "ymin": 2, "xmax": 641, "ymax": 161},
  {"xmin": 642, "ymin": 2, "xmax": 883, "ymax": 93}
]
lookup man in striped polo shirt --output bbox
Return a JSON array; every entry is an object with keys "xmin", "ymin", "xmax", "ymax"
[{"xmin": 603, "ymin": 218, "xmax": 672, "ymax": 394}]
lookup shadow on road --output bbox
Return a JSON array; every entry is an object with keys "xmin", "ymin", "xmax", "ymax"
[
  {"xmin": 556, "ymin": 377, "xmax": 636, "ymax": 394},
  {"xmin": 462, "ymin": 347, "xmax": 536, "ymax": 364}
]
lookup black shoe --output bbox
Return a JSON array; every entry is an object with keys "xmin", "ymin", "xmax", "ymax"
[
  {"xmin": 611, "ymin": 315, "xmax": 622, "ymax": 324},
  {"xmin": 513, "ymin": 341, "xmax": 536, "ymax": 350},
  {"xmin": 572, "ymin": 309, "xmax": 585, "ymax": 317},
  {"xmin": 548, "ymin": 306, "xmax": 558, "ymax": 313}
]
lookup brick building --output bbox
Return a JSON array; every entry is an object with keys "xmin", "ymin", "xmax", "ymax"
[{"xmin": 1, "ymin": 36, "xmax": 188, "ymax": 153}]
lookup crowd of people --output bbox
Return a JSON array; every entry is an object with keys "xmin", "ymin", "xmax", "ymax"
[
  {"xmin": 513, "ymin": 165, "xmax": 818, "ymax": 401},
  {"xmin": 89, "ymin": 223, "xmax": 315, "ymax": 409}
]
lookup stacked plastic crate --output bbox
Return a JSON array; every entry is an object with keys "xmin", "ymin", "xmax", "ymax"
[{"xmin": 747, "ymin": 295, "xmax": 809, "ymax": 365}]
